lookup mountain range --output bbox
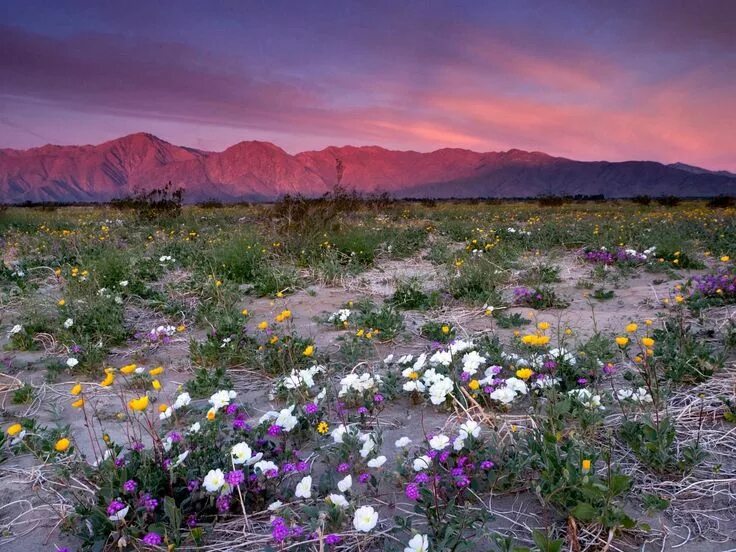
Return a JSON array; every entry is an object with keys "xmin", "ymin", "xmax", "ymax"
[{"xmin": 1, "ymin": 133, "xmax": 735, "ymax": 203}]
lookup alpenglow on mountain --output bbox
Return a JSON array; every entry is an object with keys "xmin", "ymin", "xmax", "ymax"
[{"xmin": 2, "ymin": 133, "xmax": 734, "ymax": 203}]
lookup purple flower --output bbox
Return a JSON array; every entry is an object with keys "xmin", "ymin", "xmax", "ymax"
[
  {"xmin": 296, "ymin": 461, "xmax": 309, "ymax": 472},
  {"xmin": 268, "ymin": 424, "xmax": 283, "ymax": 436},
  {"xmin": 226, "ymin": 403, "xmax": 238, "ymax": 416},
  {"xmin": 162, "ymin": 458, "xmax": 172, "ymax": 470},
  {"xmin": 325, "ymin": 534, "xmax": 342, "ymax": 545},
  {"xmin": 439, "ymin": 450, "xmax": 450, "ymax": 463},
  {"xmin": 271, "ymin": 517, "xmax": 289, "ymax": 542},
  {"xmin": 577, "ymin": 378, "xmax": 588, "ymax": 385},
  {"xmin": 304, "ymin": 403, "xmax": 318, "ymax": 415},
  {"xmin": 456, "ymin": 475, "xmax": 470, "ymax": 488},
  {"xmin": 186, "ymin": 514, "xmax": 198, "ymax": 527},
  {"xmin": 357, "ymin": 406, "xmax": 369, "ymax": 415},
  {"xmin": 187, "ymin": 480, "xmax": 200, "ymax": 492},
  {"xmin": 291, "ymin": 525, "xmax": 305, "ymax": 537},
  {"xmin": 480, "ymin": 460, "xmax": 495, "ymax": 470},
  {"xmin": 142, "ymin": 532, "xmax": 162, "ymax": 546},
  {"xmin": 281, "ymin": 462, "xmax": 297, "ymax": 473},
  {"xmin": 123, "ymin": 480, "xmax": 137, "ymax": 493},
  {"xmin": 168, "ymin": 431, "xmax": 182, "ymax": 443},
  {"xmin": 337, "ymin": 462, "xmax": 351, "ymax": 473},
  {"xmin": 140, "ymin": 493, "xmax": 159, "ymax": 512},
  {"xmin": 414, "ymin": 473, "xmax": 430, "ymax": 484},
  {"xmin": 373, "ymin": 394, "xmax": 384, "ymax": 403},
  {"xmin": 358, "ymin": 472, "xmax": 370, "ymax": 484},
  {"xmin": 106, "ymin": 499, "xmax": 125, "ymax": 516},
  {"xmin": 451, "ymin": 467, "xmax": 464, "ymax": 477},
  {"xmin": 226, "ymin": 469, "xmax": 245, "ymax": 487},
  {"xmin": 216, "ymin": 494, "xmax": 231, "ymax": 512},
  {"xmin": 132, "ymin": 441, "xmax": 145, "ymax": 452},
  {"xmin": 405, "ymin": 483, "xmax": 421, "ymax": 500},
  {"xmin": 232, "ymin": 416, "xmax": 246, "ymax": 429}
]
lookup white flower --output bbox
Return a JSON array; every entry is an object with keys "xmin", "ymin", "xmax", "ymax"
[
  {"xmin": 383, "ymin": 354, "xmax": 394, "ymax": 364},
  {"xmin": 328, "ymin": 493, "xmax": 349, "ymax": 508},
  {"xmin": 63, "ymin": 318, "xmax": 74, "ymax": 328},
  {"xmin": 275, "ymin": 405, "xmax": 299, "ymax": 432},
  {"xmin": 360, "ymin": 436, "xmax": 376, "ymax": 458},
  {"xmin": 231, "ymin": 442, "xmax": 254, "ymax": 465},
  {"xmin": 9, "ymin": 324, "xmax": 22, "ymax": 336},
  {"xmin": 332, "ymin": 424, "xmax": 349, "ymax": 443},
  {"xmin": 397, "ymin": 354, "xmax": 414, "ymax": 365},
  {"xmin": 505, "ymin": 377, "xmax": 528, "ymax": 395},
  {"xmin": 209, "ymin": 389, "xmax": 236, "ymax": 411},
  {"xmin": 453, "ymin": 436, "xmax": 466, "ymax": 451},
  {"xmin": 532, "ymin": 375, "xmax": 561, "ymax": 390},
  {"xmin": 428, "ymin": 376, "xmax": 454, "ymax": 405},
  {"xmin": 449, "ymin": 339, "xmax": 473, "ymax": 354},
  {"xmin": 295, "ymin": 475, "xmax": 312, "ymax": 499},
  {"xmin": 367, "ymin": 455, "xmax": 387, "ymax": 468},
  {"xmin": 405, "ymin": 534, "xmax": 429, "ymax": 552},
  {"xmin": 171, "ymin": 450, "xmax": 189, "ymax": 469},
  {"xmin": 412, "ymin": 353, "xmax": 427, "ymax": 371},
  {"xmin": 267, "ymin": 500, "xmax": 283, "ymax": 511},
  {"xmin": 119, "ymin": 280, "xmax": 128, "ymax": 287},
  {"xmin": 337, "ymin": 474, "xmax": 352, "ymax": 492},
  {"xmin": 254, "ymin": 460, "xmax": 278, "ymax": 474},
  {"xmin": 413, "ymin": 455, "xmax": 432, "ymax": 471},
  {"xmin": 173, "ymin": 392, "xmax": 191, "ymax": 410},
  {"xmin": 203, "ymin": 469, "xmax": 225, "ymax": 492},
  {"xmin": 108, "ymin": 504, "xmax": 129, "ymax": 522},
  {"xmin": 490, "ymin": 386, "xmax": 517, "ymax": 405},
  {"xmin": 459, "ymin": 419, "xmax": 481, "ymax": 439},
  {"xmin": 159, "ymin": 406, "xmax": 173, "ymax": 420},
  {"xmin": 66, "ymin": 357, "xmax": 78, "ymax": 368},
  {"xmin": 403, "ymin": 380, "xmax": 426, "ymax": 393},
  {"xmin": 462, "ymin": 351, "xmax": 486, "ymax": 375},
  {"xmin": 429, "ymin": 350, "xmax": 453, "ymax": 367},
  {"xmin": 188, "ymin": 422, "xmax": 201, "ymax": 434},
  {"xmin": 353, "ymin": 505, "xmax": 379, "ymax": 532},
  {"xmin": 395, "ymin": 436, "xmax": 412, "ymax": 448},
  {"xmin": 429, "ymin": 434, "xmax": 450, "ymax": 450}
]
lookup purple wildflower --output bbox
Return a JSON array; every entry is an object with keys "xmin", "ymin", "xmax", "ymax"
[
  {"xmin": 405, "ymin": 483, "xmax": 421, "ymax": 500},
  {"xmin": 142, "ymin": 532, "xmax": 162, "ymax": 546},
  {"xmin": 123, "ymin": 480, "xmax": 137, "ymax": 493}
]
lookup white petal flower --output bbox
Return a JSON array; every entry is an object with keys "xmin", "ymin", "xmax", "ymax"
[
  {"xmin": 353, "ymin": 505, "xmax": 379, "ymax": 532},
  {"xmin": 203, "ymin": 469, "xmax": 225, "ymax": 493},
  {"xmin": 231, "ymin": 442, "xmax": 253, "ymax": 465},
  {"xmin": 429, "ymin": 434, "xmax": 450, "ymax": 450},
  {"xmin": 337, "ymin": 474, "xmax": 352, "ymax": 492},
  {"xmin": 328, "ymin": 493, "xmax": 349, "ymax": 508},
  {"xmin": 405, "ymin": 534, "xmax": 429, "ymax": 552},
  {"xmin": 395, "ymin": 436, "xmax": 412, "ymax": 448},
  {"xmin": 295, "ymin": 475, "xmax": 312, "ymax": 499},
  {"xmin": 413, "ymin": 455, "xmax": 432, "ymax": 471},
  {"xmin": 367, "ymin": 455, "xmax": 387, "ymax": 468}
]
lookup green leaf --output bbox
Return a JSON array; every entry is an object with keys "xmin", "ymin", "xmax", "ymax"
[{"xmin": 571, "ymin": 502, "xmax": 596, "ymax": 522}]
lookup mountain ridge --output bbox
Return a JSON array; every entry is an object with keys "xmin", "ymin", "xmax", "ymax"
[{"xmin": 2, "ymin": 133, "xmax": 735, "ymax": 203}]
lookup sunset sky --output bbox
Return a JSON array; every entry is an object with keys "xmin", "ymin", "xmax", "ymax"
[{"xmin": 1, "ymin": 1, "xmax": 734, "ymax": 170}]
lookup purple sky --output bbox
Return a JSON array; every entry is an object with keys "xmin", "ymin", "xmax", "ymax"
[{"xmin": 1, "ymin": 0, "xmax": 734, "ymax": 170}]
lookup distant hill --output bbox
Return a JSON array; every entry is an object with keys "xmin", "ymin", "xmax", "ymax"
[{"xmin": 2, "ymin": 133, "xmax": 735, "ymax": 203}]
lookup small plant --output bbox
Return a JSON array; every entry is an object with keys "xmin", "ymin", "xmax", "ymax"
[
  {"xmin": 494, "ymin": 312, "xmax": 531, "ymax": 328},
  {"xmin": 12, "ymin": 383, "xmax": 35, "ymax": 404},
  {"xmin": 389, "ymin": 278, "xmax": 439, "ymax": 310},
  {"xmin": 591, "ymin": 288, "xmax": 615, "ymax": 301},
  {"xmin": 420, "ymin": 321, "xmax": 456, "ymax": 343},
  {"xmin": 513, "ymin": 286, "xmax": 569, "ymax": 309}
]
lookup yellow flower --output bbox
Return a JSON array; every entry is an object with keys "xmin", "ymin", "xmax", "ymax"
[
  {"xmin": 270, "ymin": 335, "xmax": 279, "ymax": 344},
  {"xmin": 241, "ymin": 309, "xmax": 249, "ymax": 316},
  {"xmin": 55, "ymin": 438, "xmax": 71, "ymax": 452},
  {"xmin": 564, "ymin": 328, "xmax": 573, "ymax": 336},
  {"xmin": 316, "ymin": 421, "xmax": 329, "ymax": 435},
  {"xmin": 641, "ymin": 337, "xmax": 655, "ymax": 348},
  {"xmin": 127, "ymin": 395, "xmax": 149, "ymax": 411},
  {"xmin": 215, "ymin": 280, "xmax": 222, "ymax": 287},
  {"xmin": 176, "ymin": 324, "xmax": 186, "ymax": 332},
  {"xmin": 441, "ymin": 325, "xmax": 450, "ymax": 334},
  {"xmin": 72, "ymin": 398, "xmax": 84, "ymax": 408},
  {"xmin": 582, "ymin": 459, "xmax": 591, "ymax": 472},
  {"xmin": 468, "ymin": 379, "xmax": 480, "ymax": 390},
  {"xmin": 615, "ymin": 336, "xmax": 629, "ymax": 347},
  {"xmin": 100, "ymin": 371, "xmax": 115, "ymax": 387},
  {"xmin": 158, "ymin": 403, "xmax": 169, "ymax": 413},
  {"xmin": 7, "ymin": 423, "xmax": 22, "ymax": 436},
  {"xmin": 303, "ymin": 345, "xmax": 315, "ymax": 357},
  {"xmin": 537, "ymin": 322, "xmax": 550, "ymax": 331},
  {"xmin": 407, "ymin": 371, "xmax": 419, "ymax": 380},
  {"xmin": 721, "ymin": 255, "xmax": 730, "ymax": 262},
  {"xmin": 152, "ymin": 379, "xmax": 162, "ymax": 391},
  {"xmin": 57, "ymin": 299, "xmax": 66, "ymax": 306},
  {"xmin": 258, "ymin": 321, "xmax": 268, "ymax": 330},
  {"xmin": 120, "ymin": 363, "xmax": 137, "ymax": 375},
  {"xmin": 644, "ymin": 319, "xmax": 653, "ymax": 326},
  {"xmin": 356, "ymin": 329, "xmax": 365, "ymax": 337},
  {"xmin": 675, "ymin": 295, "xmax": 684, "ymax": 304},
  {"xmin": 206, "ymin": 408, "xmax": 216, "ymax": 421},
  {"xmin": 149, "ymin": 366, "xmax": 164, "ymax": 376},
  {"xmin": 515, "ymin": 368, "xmax": 534, "ymax": 381},
  {"xmin": 276, "ymin": 291, "xmax": 284, "ymax": 298},
  {"xmin": 70, "ymin": 383, "xmax": 82, "ymax": 396},
  {"xmin": 625, "ymin": 323, "xmax": 638, "ymax": 333}
]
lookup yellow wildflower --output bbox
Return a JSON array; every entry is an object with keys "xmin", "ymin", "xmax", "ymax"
[
  {"xmin": 468, "ymin": 379, "xmax": 480, "ymax": 390},
  {"xmin": 72, "ymin": 398, "xmax": 84, "ymax": 408},
  {"xmin": 258, "ymin": 321, "xmax": 268, "ymax": 330},
  {"xmin": 128, "ymin": 396, "xmax": 149, "ymax": 411},
  {"xmin": 515, "ymin": 368, "xmax": 534, "ymax": 381},
  {"xmin": 7, "ymin": 423, "xmax": 22, "ymax": 436},
  {"xmin": 441, "ymin": 325, "xmax": 450, "ymax": 334},
  {"xmin": 152, "ymin": 379, "xmax": 162, "ymax": 391},
  {"xmin": 625, "ymin": 323, "xmax": 638, "ymax": 333},
  {"xmin": 58, "ymin": 299, "xmax": 66, "ymax": 306},
  {"xmin": 70, "ymin": 383, "xmax": 82, "ymax": 396},
  {"xmin": 641, "ymin": 337, "xmax": 655, "ymax": 348},
  {"xmin": 54, "ymin": 438, "xmax": 71, "ymax": 452},
  {"xmin": 615, "ymin": 336, "xmax": 629, "ymax": 347},
  {"xmin": 120, "ymin": 363, "xmax": 137, "ymax": 375},
  {"xmin": 537, "ymin": 322, "xmax": 550, "ymax": 331},
  {"xmin": 316, "ymin": 421, "xmax": 329, "ymax": 435},
  {"xmin": 582, "ymin": 459, "xmax": 591, "ymax": 472},
  {"xmin": 303, "ymin": 345, "xmax": 314, "ymax": 357}
]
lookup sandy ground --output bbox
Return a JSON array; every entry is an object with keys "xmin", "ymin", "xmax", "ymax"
[{"xmin": 1, "ymin": 252, "xmax": 734, "ymax": 551}]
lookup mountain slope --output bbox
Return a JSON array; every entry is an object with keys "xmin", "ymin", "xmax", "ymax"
[{"xmin": 2, "ymin": 133, "xmax": 735, "ymax": 203}]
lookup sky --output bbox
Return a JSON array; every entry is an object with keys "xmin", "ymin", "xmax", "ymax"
[{"xmin": 1, "ymin": 0, "xmax": 734, "ymax": 170}]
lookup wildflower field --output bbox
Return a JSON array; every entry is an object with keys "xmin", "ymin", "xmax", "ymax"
[{"xmin": 1, "ymin": 199, "xmax": 736, "ymax": 552}]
